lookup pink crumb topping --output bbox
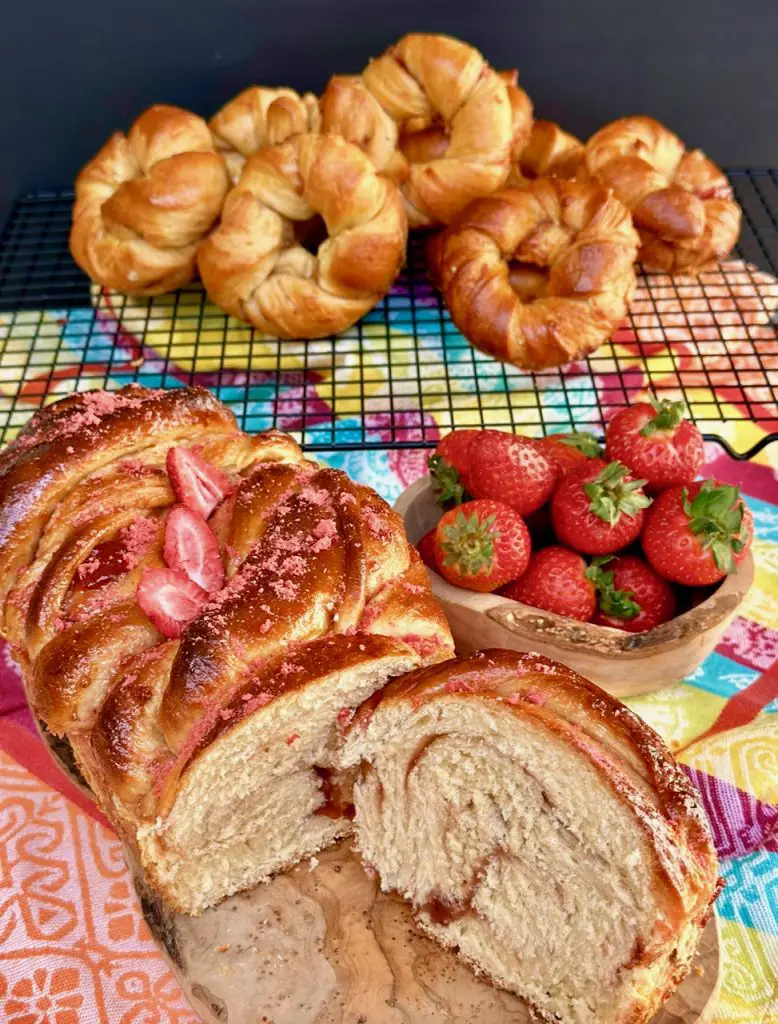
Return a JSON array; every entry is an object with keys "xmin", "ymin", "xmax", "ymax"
[
  {"xmin": 220, "ymin": 708, "xmax": 235, "ymax": 721},
  {"xmin": 122, "ymin": 517, "xmax": 159, "ymax": 566},
  {"xmin": 119, "ymin": 457, "xmax": 147, "ymax": 475},
  {"xmin": 445, "ymin": 678, "xmax": 481, "ymax": 694},
  {"xmin": 404, "ymin": 583, "xmax": 426, "ymax": 594},
  {"xmin": 401, "ymin": 635, "xmax": 443, "ymax": 658},
  {"xmin": 505, "ymin": 693, "xmax": 523, "ymax": 705},
  {"xmin": 66, "ymin": 446, "xmax": 75, "ymax": 455},
  {"xmin": 362, "ymin": 506, "xmax": 389, "ymax": 537},
  {"xmin": 525, "ymin": 687, "xmax": 546, "ymax": 705},
  {"xmin": 269, "ymin": 579, "xmax": 297, "ymax": 600},
  {"xmin": 259, "ymin": 619, "xmax": 273, "ymax": 634},
  {"xmin": 299, "ymin": 486, "xmax": 329, "ymax": 506},
  {"xmin": 311, "ymin": 519, "xmax": 338, "ymax": 553}
]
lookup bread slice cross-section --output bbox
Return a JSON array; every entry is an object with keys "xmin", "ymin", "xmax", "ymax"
[{"xmin": 341, "ymin": 649, "xmax": 720, "ymax": 1024}]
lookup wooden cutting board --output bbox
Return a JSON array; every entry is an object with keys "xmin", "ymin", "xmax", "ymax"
[{"xmin": 133, "ymin": 839, "xmax": 721, "ymax": 1024}]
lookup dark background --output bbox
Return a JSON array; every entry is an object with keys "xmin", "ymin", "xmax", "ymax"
[{"xmin": 1, "ymin": 0, "xmax": 776, "ymax": 226}]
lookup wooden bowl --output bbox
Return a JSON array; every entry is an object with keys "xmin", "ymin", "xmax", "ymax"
[{"xmin": 395, "ymin": 477, "xmax": 754, "ymax": 698}]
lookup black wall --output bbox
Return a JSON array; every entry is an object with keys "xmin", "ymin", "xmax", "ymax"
[{"xmin": 1, "ymin": 0, "xmax": 776, "ymax": 225}]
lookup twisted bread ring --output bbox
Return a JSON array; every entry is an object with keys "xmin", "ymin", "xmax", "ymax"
[
  {"xmin": 428, "ymin": 178, "xmax": 639, "ymax": 370},
  {"xmin": 319, "ymin": 34, "xmax": 515, "ymax": 228},
  {"xmin": 70, "ymin": 105, "xmax": 230, "ymax": 295},
  {"xmin": 209, "ymin": 86, "xmax": 320, "ymax": 184},
  {"xmin": 583, "ymin": 116, "xmax": 741, "ymax": 273},
  {"xmin": 197, "ymin": 132, "xmax": 408, "ymax": 338}
]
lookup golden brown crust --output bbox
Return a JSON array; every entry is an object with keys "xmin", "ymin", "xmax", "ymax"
[
  {"xmin": 428, "ymin": 178, "xmax": 639, "ymax": 370},
  {"xmin": 2, "ymin": 386, "xmax": 453, "ymax": 899},
  {"xmin": 69, "ymin": 105, "xmax": 229, "ymax": 294},
  {"xmin": 196, "ymin": 132, "xmax": 408, "ymax": 337},
  {"xmin": 511, "ymin": 118, "xmax": 586, "ymax": 183},
  {"xmin": 319, "ymin": 34, "xmax": 516, "ymax": 227},
  {"xmin": 209, "ymin": 85, "xmax": 320, "ymax": 183},
  {"xmin": 583, "ymin": 116, "xmax": 741, "ymax": 273}
]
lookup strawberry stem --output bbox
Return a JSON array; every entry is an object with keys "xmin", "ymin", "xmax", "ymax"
[
  {"xmin": 640, "ymin": 397, "xmax": 687, "ymax": 437},
  {"xmin": 585, "ymin": 556, "xmax": 641, "ymax": 619},
  {"xmin": 428, "ymin": 454, "xmax": 468, "ymax": 508},
  {"xmin": 439, "ymin": 510, "xmax": 498, "ymax": 575},
  {"xmin": 583, "ymin": 461, "xmax": 651, "ymax": 526},
  {"xmin": 553, "ymin": 431, "xmax": 602, "ymax": 458},
  {"xmin": 682, "ymin": 480, "xmax": 746, "ymax": 573}
]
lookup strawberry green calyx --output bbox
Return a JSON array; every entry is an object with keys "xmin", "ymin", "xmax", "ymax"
[
  {"xmin": 585, "ymin": 556, "xmax": 640, "ymax": 619},
  {"xmin": 439, "ymin": 510, "xmax": 497, "ymax": 575},
  {"xmin": 640, "ymin": 397, "xmax": 687, "ymax": 437},
  {"xmin": 429, "ymin": 454, "xmax": 467, "ymax": 508},
  {"xmin": 682, "ymin": 480, "xmax": 747, "ymax": 573},
  {"xmin": 583, "ymin": 461, "xmax": 652, "ymax": 526},
  {"xmin": 555, "ymin": 431, "xmax": 602, "ymax": 458}
]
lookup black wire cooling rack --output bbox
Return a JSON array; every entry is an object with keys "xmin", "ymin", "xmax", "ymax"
[{"xmin": 0, "ymin": 172, "xmax": 776, "ymax": 458}]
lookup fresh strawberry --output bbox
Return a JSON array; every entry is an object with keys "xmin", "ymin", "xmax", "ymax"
[
  {"xmin": 587, "ymin": 554, "xmax": 677, "ymax": 633},
  {"xmin": 416, "ymin": 528, "xmax": 439, "ymax": 572},
  {"xmin": 502, "ymin": 546, "xmax": 596, "ymax": 622},
  {"xmin": 642, "ymin": 480, "xmax": 753, "ymax": 585},
  {"xmin": 551, "ymin": 460, "xmax": 651, "ymax": 555},
  {"xmin": 166, "ymin": 447, "xmax": 234, "ymax": 519},
  {"xmin": 428, "ymin": 429, "xmax": 481, "ymax": 506},
  {"xmin": 605, "ymin": 398, "xmax": 703, "ymax": 492},
  {"xmin": 467, "ymin": 432, "xmax": 557, "ymax": 518},
  {"xmin": 163, "ymin": 505, "xmax": 225, "ymax": 594},
  {"xmin": 538, "ymin": 432, "xmax": 602, "ymax": 475},
  {"xmin": 434, "ymin": 499, "xmax": 530, "ymax": 593},
  {"xmin": 136, "ymin": 567, "xmax": 208, "ymax": 638}
]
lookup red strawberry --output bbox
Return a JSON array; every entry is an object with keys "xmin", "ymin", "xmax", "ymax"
[
  {"xmin": 434, "ymin": 499, "xmax": 530, "ymax": 593},
  {"xmin": 605, "ymin": 399, "xmax": 703, "ymax": 493},
  {"xmin": 587, "ymin": 554, "xmax": 677, "ymax": 633},
  {"xmin": 467, "ymin": 432, "xmax": 557, "ymax": 517},
  {"xmin": 551, "ymin": 460, "xmax": 651, "ymax": 555},
  {"xmin": 538, "ymin": 432, "xmax": 603, "ymax": 475},
  {"xmin": 642, "ymin": 480, "xmax": 753, "ymax": 585},
  {"xmin": 166, "ymin": 447, "xmax": 234, "ymax": 519},
  {"xmin": 416, "ymin": 528, "xmax": 439, "ymax": 572},
  {"xmin": 164, "ymin": 505, "xmax": 225, "ymax": 594},
  {"xmin": 136, "ymin": 567, "xmax": 208, "ymax": 638},
  {"xmin": 502, "ymin": 546, "xmax": 596, "ymax": 622},
  {"xmin": 428, "ymin": 429, "xmax": 481, "ymax": 506}
]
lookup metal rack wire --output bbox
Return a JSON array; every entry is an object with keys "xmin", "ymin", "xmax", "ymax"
[{"xmin": 0, "ymin": 171, "xmax": 776, "ymax": 458}]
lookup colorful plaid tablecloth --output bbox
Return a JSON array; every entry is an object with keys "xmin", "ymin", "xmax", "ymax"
[{"xmin": 0, "ymin": 261, "xmax": 777, "ymax": 1022}]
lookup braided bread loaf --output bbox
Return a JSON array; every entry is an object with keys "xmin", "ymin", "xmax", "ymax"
[
  {"xmin": 319, "ymin": 33, "xmax": 515, "ymax": 227},
  {"xmin": 342, "ymin": 650, "xmax": 720, "ymax": 1024},
  {"xmin": 583, "ymin": 116, "xmax": 741, "ymax": 273},
  {"xmin": 0, "ymin": 385, "xmax": 452, "ymax": 914},
  {"xmin": 428, "ymin": 178, "xmax": 639, "ymax": 370},
  {"xmin": 70, "ymin": 105, "xmax": 230, "ymax": 294}
]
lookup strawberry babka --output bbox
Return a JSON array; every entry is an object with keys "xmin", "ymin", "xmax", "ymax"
[{"xmin": 0, "ymin": 385, "xmax": 452, "ymax": 913}]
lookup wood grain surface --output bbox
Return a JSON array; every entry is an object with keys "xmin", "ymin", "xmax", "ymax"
[
  {"xmin": 394, "ymin": 477, "xmax": 753, "ymax": 697},
  {"xmin": 133, "ymin": 839, "xmax": 721, "ymax": 1024}
]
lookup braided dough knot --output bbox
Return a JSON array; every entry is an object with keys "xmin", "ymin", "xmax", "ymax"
[
  {"xmin": 584, "ymin": 116, "xmax": 741, "ymax": 273},
  {"xmin": 320, "ymin": 33, "xmax": 515, "ymax": 227},
  {"xmin": 69, "ymin": 105, "xmax": 230, "ymax": 294},
  {"xmin": 209, "ymin": 86, "xmax": 320, "ymax": 183},
  {"xmin": 429, "ymin": 178, "xmax": 639, "ymax": 370},
  {"xmin": 197, "ymin": 132, "xmax": 407, "ymax": 337}
]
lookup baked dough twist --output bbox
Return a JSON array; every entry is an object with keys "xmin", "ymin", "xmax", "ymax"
[
  {"xmin": 583, "ymin": 116, "xmax": 741, "ymax": 273},
  {"xmin": 319, "ymin": 34, "xmax": 515, "ymax": 227},
  {"xmin": 209, "ymin": 86, "xmax": 320, "ymax": 183},
  {"xmin": 428, "ymin": 178, "xmax": 639, "ymax": 370},
  {"xmin": 343, "ymin": 649, "xmax": 720, "ymax": 1024},
  {"xmin": 70, "ymin": 105, "xmax": 230, "ymax": 295},
  {"xmin": 509, "ymin": 119, "xmax": 586, "ymax": 184},
  {"xmin": 197, "ymin": 132, "xmax": 408, "ymax": 338},
  {"xmin": 0, "ymin": 385, "xmax": 452, "ymax": 913}
]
